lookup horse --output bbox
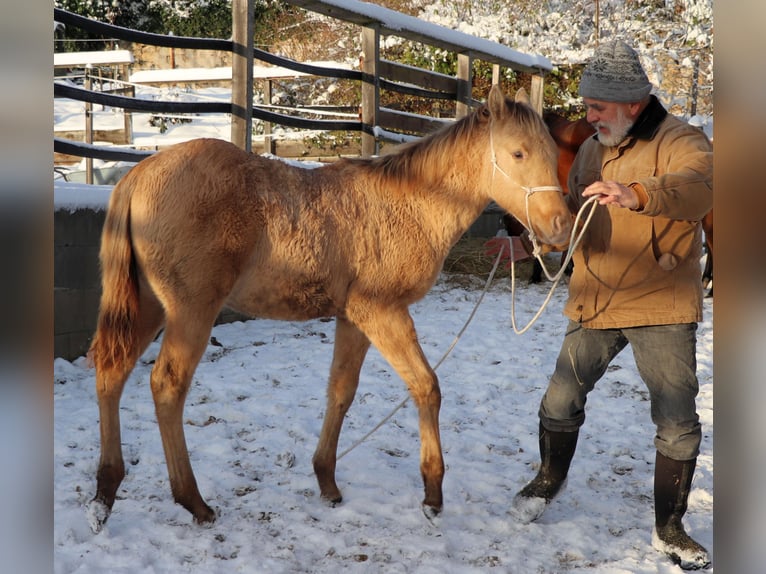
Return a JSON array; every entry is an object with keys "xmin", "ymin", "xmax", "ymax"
[
  {"xmin": 501, "ymin": 112, "xmax": 595, "ymax": 282},
  {"xmin": 86, "ymin": 85, "xmax": 572, "ymax": 531}
]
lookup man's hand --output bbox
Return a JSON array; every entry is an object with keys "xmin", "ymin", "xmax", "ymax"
[
  {"xmin": 583, "ymin": 180, "xmax": 639, "ymax": 209},
  {"xmin": 484, "ymin": 235, "xmax": 531, "ymax": 268}
]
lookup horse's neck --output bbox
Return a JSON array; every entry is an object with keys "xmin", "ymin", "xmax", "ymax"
[{"xmin": 405, "ymin": 145, "xmax": 490, "ymax": 248}]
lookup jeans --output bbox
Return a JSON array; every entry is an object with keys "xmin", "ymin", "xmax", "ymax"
[{"xmin": 538, "ymin": 320, "xmax": 702, "ymax": 461}]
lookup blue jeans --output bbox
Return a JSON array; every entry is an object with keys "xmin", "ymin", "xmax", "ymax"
[{"xmin": 538, "ymin": 320, "xmax": 702, "ymax": 460}]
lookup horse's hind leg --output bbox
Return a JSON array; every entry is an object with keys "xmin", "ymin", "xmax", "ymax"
[
  {"xmin": 91, "ymin": 289, "xmax": 164, "ymax": 532},
  {"xmin": 313, "ymin": 317, "xmax": 371, "ymax": 505},
  {"xmin": 150, "ymin": 310, "xmax": 218, "ymax": 524}
]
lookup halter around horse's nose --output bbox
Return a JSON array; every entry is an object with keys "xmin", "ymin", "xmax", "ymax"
[{"xmin": 488, "ymin": 128, "xmax": 566, "ymax": 250}]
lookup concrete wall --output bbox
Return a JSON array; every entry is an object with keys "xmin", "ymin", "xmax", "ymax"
[
  {"xmin": 54, "ymin": 207, "xmax": 105, "ymax": 361},
  {"xmin": 53, "ymin": 201, "xmax": 248, "ymax": 361}
]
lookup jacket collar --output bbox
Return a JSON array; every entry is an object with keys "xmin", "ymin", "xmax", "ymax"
[{"xmin": 627, "ymin": 95, "xmax": 667, "ymax": 140}]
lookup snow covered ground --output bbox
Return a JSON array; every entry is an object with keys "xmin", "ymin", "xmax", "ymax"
[
  {"xmin": 50, "ymin": 2, "xmax": 718, "ymax": 572},
  {"xmin": 54, "ymin": 279, "xmax": 714, "ymax": 573}
]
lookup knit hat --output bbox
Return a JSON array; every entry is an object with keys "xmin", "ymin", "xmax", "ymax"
[{"xmin": 578, "ymin": 40, "xmax": 652, "ymax": 102}]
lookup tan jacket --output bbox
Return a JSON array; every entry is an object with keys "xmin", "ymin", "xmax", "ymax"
[{"xmin": 563, "ymin": 97, "xmax": 713, "ymax": 328}]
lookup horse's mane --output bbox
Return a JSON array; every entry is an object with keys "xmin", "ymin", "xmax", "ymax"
[{"xmin": 351, "ymin": 99, "xmax": 547, "ymax": 189}]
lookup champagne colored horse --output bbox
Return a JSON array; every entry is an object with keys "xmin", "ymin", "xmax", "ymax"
[
  {"xmin": 87, "ymin": 85, "xmax": 571, "ymax": 531},
  {"xmin": 502, "ymin": 112, "xmax": 595, "ymax": 281}
]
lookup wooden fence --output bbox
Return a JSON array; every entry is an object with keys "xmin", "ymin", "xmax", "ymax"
[{"xmin": 54, "ymin": 0, "xmax": 553, "ymax": 162}]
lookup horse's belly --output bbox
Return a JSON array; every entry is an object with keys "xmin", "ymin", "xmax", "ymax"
[{"xmin": 225, "ymin": 278, "xmax": 340, "ymax": 321}]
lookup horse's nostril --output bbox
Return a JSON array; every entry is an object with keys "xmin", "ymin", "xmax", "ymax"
[{"xmin": 553, "ymin": 215, "xmax": 569, "ymax": 235}]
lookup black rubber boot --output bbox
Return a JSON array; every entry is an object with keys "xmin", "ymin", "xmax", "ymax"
[
  {"xmin": 511, "ymin": 422, "xmax": 578, "ymax": 523},
  {"xmin": 651, "ymin": 452, "xmax": 711, "ymax": 570}
]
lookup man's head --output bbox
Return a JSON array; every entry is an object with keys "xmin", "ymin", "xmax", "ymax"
[{"xmin": 579, "ymin": 40, "xmax": 652, "ymax": 146}]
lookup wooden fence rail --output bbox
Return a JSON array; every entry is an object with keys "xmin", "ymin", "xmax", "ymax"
[{"xmin": 54, "ymin": 1, "xmax": 552, "ymax": 162}]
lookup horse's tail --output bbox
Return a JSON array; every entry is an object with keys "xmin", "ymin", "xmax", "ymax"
[{"xmin": 88, "ymin": 172, "xmax": 140, "ymax": 373}]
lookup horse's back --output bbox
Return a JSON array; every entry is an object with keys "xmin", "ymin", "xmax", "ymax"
[{"xmin": 121, "ymin": 138, "xmax": 356, "ymax": 320}]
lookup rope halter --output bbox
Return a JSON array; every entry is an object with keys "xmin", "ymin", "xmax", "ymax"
[{"xmin": 489, "ymin": 127, "xmax": 563, "ymax": 257}]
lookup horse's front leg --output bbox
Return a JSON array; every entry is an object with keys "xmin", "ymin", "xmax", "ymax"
[
  {"xmin": 350, "ymin": 304, "xmax": 444, "ymax": 518},
  {"xmin": 313, "ymin": 317, "xmax": 370, "ymax": 505}
]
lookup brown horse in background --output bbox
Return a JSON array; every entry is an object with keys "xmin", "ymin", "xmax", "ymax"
[
  {"xmin": 87, "ymin": 85, "xmax": 572, "ymax": 531},
  {"xmin": 505, "ymin": 111, "xmax": 714, "ymax": 296}
]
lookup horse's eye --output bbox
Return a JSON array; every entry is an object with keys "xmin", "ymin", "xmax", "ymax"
[{"xmin": 512, "ymin": 150, "xmax": 524, "ymax": 160}]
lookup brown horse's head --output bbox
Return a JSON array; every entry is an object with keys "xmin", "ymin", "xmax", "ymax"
[
  {"xmin": 482, "ymin": 86, "xmax": 572, "ymax": 246},
  {"xmin": 543, "ymin": 111, "xmax": 596, "ymax": 194}
]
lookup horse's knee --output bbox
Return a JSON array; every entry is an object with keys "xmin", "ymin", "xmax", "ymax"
[{"xmin": 413, "ymin": 380, "xmax": 441, "ymax": 411}]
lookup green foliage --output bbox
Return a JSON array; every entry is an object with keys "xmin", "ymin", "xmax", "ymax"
[
  {"xmin": 253, "ymin": 1, "xmax": 305, "ymax": 48},
  {"xmin": 163, "ymin": 0, "xmax": 232, "ymax": 38},
  {"xmin": 55, "ymin": 0, "xmax": 233, "ymax": 50}
]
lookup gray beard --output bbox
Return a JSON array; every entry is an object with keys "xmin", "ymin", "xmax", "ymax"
[{"xmin": 596, "ymin": 109, "xmax": 634, "ymax": 147}]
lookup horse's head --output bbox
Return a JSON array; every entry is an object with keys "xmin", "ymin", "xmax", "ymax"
[{"xmin": 481, "ymin": 85, "xmax": 572, "ymax": 246}]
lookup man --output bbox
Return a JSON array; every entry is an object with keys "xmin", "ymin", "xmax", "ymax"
[{"xmin": 502, "ymin": 40, "xmax": 713, "ymax": 570}]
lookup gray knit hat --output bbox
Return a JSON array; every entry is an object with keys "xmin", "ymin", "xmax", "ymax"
[{"xmin": 578, "ymin": 40, "xmax": 652, "ymax": 102}]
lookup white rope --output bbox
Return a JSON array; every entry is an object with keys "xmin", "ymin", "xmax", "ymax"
[
  {"xmin": 338, "ymin": 130, "xmax": 599, "ymax": 457},
  {"xmin": 337, "ymin": 245, "xmax": 507, "ymax": 460},
  {"xmin": 509, "ymin": 195, "xmax": 599, "ymax": 334}
]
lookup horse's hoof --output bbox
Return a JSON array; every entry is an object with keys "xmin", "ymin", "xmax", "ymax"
[
  {"xmin": 86, "ymin": 499, "xmax": 111, "ymax": 534},
  {"xmin": 192, "ymin": 505, "xmax": 217, "ymax": 525},
  {"xmin": 322, "ymin": 495, "xmax": 343, "ymax": 508},
  {"xmin": 421, "ymin": 503, "xmax": 442, "ymax": 525}
]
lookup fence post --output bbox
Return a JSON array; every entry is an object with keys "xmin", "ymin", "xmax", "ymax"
[
  {"xmin": 361, "ymin": 26, "xmax": 380, "ymax": 157},
  {"xmin": 121, "ymin": 62, "xmax": 133, "ymax": 144},
  {"xmin": 84, "ymin": 64, "xmax": 93, "ymax": 184},
  {"xmin": 264, "ymin": 79, "xmax": 276, "ymax": 154},
  {"xmin": 529, "ymin": 73, "xmax": 545, "ymax": 115},
  {"xmin": 456, "ymin": 53, "xmax": 472, "ymax": 118},
  {"xmin": 231, "ymin": 0, "xmax": 254, "ymax": 151}
]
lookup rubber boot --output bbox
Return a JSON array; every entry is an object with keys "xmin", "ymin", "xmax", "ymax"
[
  {"xmin": 651, "ymin": 452, "xmax": 711, "ymax": 570},
  {"xmin": 511, "ymin": 422, "xmax": 578, "ymax": 523}
]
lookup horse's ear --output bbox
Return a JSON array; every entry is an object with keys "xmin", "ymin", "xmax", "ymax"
[
  {"xmin": 488, "ymin": 84, "xmax": 506, "ymax": 119},
  {"xmin": 514, "ymin": 88, "xmax": 530, "ymax": 106}
]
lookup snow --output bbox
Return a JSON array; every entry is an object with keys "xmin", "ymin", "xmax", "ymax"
[
  {"xmin": 54, "ymin": 49, "xmax": 134, "ymax": 67},
  {"xmin": 54, "ymin": 279, "xmax": 714, "ymax": 573},
  {"xmin": 129, "ymin": 61, "xmax": 354, "ymax": 84},
  {"xmin": 52, "ymin": 1, "xmax": 715, "ymax": 571},
  {"xmin": 54, "ymin": 181, "xmax": 112, "ymax": 211},
  {"xmin": 293, "ymin": 0, "xmax": 554, "ymax": 70}
]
